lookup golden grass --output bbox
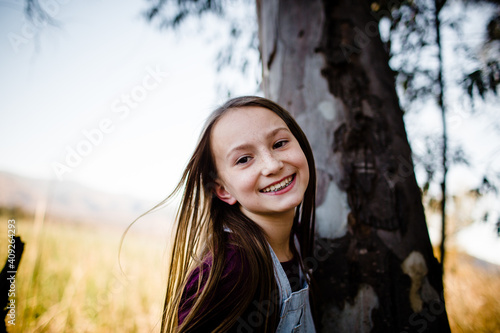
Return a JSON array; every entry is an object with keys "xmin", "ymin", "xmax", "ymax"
[
  {"xmin": 444, "ymin": 248, "xmax": 500, "ymax": 332},
  {"xmin": 0, "ymin": 216, "xmax": 167, "ymax": 332},
  {"xmin": 1, "ymin": 215, "xmax": 498, "ymax": 332}
]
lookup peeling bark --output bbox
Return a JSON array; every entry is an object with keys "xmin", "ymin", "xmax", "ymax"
[{"xmin": 257, "ymin": 0, "xmax": 451, "ymax": 332}]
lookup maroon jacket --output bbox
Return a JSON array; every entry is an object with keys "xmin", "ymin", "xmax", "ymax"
[{"xmin": 178, "ymin": 243, "xmax": 299, "ymax": 332}]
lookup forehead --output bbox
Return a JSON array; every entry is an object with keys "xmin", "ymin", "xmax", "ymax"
[{"xmin": 211, "ymin": 106, "xmax": 289, "ymax": 148}]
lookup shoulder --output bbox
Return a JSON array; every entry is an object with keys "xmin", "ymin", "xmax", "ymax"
[
  {"xmin": 178, "ymin": 241, "xmax": 251, "ymax": 326},
  {"xmin": 191, "ymin": 242, "xmax": 250, "ymax": 291},
  {"xmin": 222, "ymin": 242, "xmax": 249, "ymax": 275},
  {"xmin": 186, "ymin": 242, "xmax": 248, "ymax": 283}
]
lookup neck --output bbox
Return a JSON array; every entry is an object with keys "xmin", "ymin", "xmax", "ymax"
[{"xmin": 241, "ymin": 208, "xmax": 294, "ymax": 262}]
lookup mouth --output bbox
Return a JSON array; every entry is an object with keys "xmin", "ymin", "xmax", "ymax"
[{"xmin": 260, "ymin": 174, "xmax": 295, "ymax": 193}]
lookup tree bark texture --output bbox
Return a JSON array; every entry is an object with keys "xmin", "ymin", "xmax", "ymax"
[{"xmin": 256, "ymin": 0, "xmax": 451, "ymax": 332}]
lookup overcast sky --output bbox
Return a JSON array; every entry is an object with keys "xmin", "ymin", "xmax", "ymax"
[{"xmin": 0, "ymin": 0, "xmax": 258, "ymax": 202}]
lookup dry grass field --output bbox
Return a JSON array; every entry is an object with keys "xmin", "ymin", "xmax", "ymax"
[
  {"xmin": 1, "ymin": 215, "xmax": 499, "ymax": 332},
  {"xmin": 444, "ymin": 249, "xmax": 500, "ymax": 332},
  {"xmin": 0, "ymin": 216, "xmax": 167, "ymax": 332}
]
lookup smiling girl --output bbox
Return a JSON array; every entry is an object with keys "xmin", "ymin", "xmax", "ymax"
[{"xmin": 161, "ymin": 96, "xmax": 317, "ymax": 332}]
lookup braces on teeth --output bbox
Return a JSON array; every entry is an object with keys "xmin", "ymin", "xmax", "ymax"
[{"xmin": 262, "ymin": 176, "xmax": 293, "ymax": 193}]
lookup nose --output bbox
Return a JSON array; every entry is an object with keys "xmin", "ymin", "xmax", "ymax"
[{"xmin": 261, "ymin": 151, "xmax": 283, "ymax": 176}]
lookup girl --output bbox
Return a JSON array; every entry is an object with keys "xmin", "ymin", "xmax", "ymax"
[{"xmin": 161, "ymin": 96, "xmax": 317, "ymax": 332}]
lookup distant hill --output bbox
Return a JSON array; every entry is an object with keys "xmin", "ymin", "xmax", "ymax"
[{"xmin": 0, "ymin": 171, "xmax": 172, "ymax": 230}]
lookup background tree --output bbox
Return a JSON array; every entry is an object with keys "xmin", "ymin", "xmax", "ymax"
[
  {"xmin": 256, "ymin": 1, "xmax": 451, "ymax": 331},
  {"xmin": 382, "ymin": 0, "xmax": 500, "ymax": 267}
]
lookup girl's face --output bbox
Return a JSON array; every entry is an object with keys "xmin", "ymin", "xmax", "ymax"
[{"xmin": 211, "ymin": 106, "xmax": 309, "ymax": 223}]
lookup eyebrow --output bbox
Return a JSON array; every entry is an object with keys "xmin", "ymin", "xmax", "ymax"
[{"xmin": 226, "ymin": 127, "xmax": 290, "ymax": 159}]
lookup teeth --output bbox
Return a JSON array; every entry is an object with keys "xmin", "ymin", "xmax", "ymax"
[{"xmin": 262, "ymin": 176, "xmax": 293, "ymax": 193}]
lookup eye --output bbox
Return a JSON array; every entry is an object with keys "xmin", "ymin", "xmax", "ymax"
[
  {"xmin": 236, "ymin": 156, "xmax": 251, "ymax": 165},
  {"xmin": 273, "ymin": 140, "xmax": 288, "ymax": 149}
]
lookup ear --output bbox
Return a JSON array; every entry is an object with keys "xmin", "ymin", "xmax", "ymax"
[{"xmin": 214, "ymin": 180, "xmax": 237, "ymax": 205}]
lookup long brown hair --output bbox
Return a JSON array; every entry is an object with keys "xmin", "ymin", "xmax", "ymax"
[{"xmin": 160, "ymin": 96, "xmax": 316, "ymax": 332}]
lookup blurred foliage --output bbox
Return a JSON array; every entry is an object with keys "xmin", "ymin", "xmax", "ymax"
[
  {"xmin": 472, "ymin": 176, "xmax": 499, "ymax": 195},
  {"xmin": 374, "ymin": 0, "xmax": 500, "ymax": 240},
  {"xmin": 143, "ymin": 0, "xmax": 259, "ymax": 97},
  {"xmin": 23, "ymin": 0, "xmax": 57, "ymax": 24},
  {"xmin": 462, "ymin": 12, "xmax": 500, "ymax": 100},
  {"xmin": 374, "ymin": 0, "xmax": 499, "ymax": 104},
  {"xmin": 413, "ymin": 135, "xmax": 470, "ymax": 197},
  {"xmin": 144, "ymin": 0, "xmax": 226, "ymax": 27}
]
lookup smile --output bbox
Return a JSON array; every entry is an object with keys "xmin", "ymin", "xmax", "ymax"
[{"xmin": 260, "ymin": 174, "xmax": 295, "ymax": 193}]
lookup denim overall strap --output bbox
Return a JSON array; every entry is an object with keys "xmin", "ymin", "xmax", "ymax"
[
  {"xmin": 268, "ymin": 244, "xmax": 293, "ymax": 301},
  {"xmin": 268, "ymin": 244, "xmax": 316, "ymax": 332}
]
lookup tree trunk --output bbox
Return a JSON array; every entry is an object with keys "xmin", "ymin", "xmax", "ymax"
[
  {"xmin": 434, "ymin": 0, "xmax": 448, "ymax": 271},
  {"xmin": 256, "ymin": 0, "xmax": 451, "ymax": 332}
]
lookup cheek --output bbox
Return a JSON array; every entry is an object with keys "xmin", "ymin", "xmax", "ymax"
[
  {"xmin": 227, "ymin": 170, "xmax": 259, "ymax": 194},
  {"xmin": 295, "ymin": 150, "xmax": 310, "ymax": 185},
  {"xmin": 241, "ymin": 171, "xmax": 261, "ymax": 192},
  {"xmin": 292, "ymin": 149, "xmax": 309, "ymax": 171},
  {"xmin": 302, "ymin": 159, "xmax": 310, "ymax": 185}
]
